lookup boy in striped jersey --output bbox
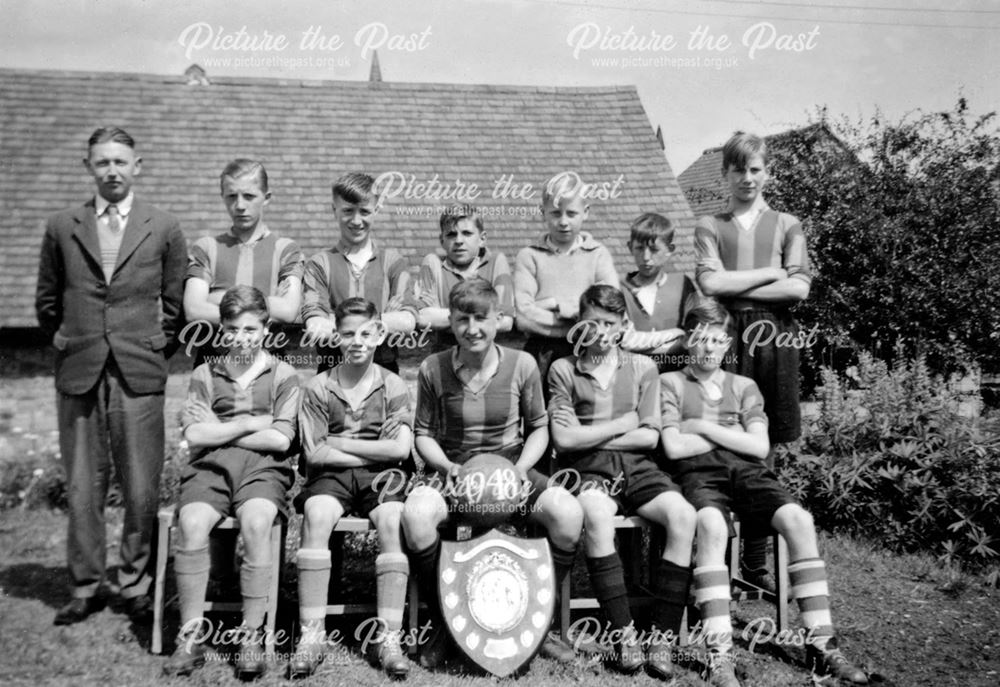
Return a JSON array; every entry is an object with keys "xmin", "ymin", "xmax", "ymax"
[
  {"xmin": 402, "ymin": 280, "xmax": 583, "ymax": 667},
  {"xmin": 414, "ymin": 205, "xmax": 514, "ymax": 353},
  {"xmin": 183, "ymin": 159, "xmax": 304, "ymax": 363},
  {"xmin": 302, "ymin": 172, "xmax": 415, "ymax": 373},
  {"xmin": 165, "ymin": 286, "xmax": 300, "ymax": 679},
  {"xmin": 548, "ymin": 284, "xmax": 696, "ymax": 679},
  {"xmin": 659, "ymin": 300, "xmax": 868, "ymax": 687},
  {"xmin": 694, "ymin": 132, "xmax": 811, "ymax": 589},
  {"xmin": 290, "ymin": 297, "xmax": 413, "ymax": 679},
  {"xmin": 620, "ymin": 212, "xmax": 698, "ymax": 373}
]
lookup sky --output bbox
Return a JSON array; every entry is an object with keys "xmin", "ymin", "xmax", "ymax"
[{"xmin": 1, "ymin": 0, "xmax": 997, "ymax": 175}]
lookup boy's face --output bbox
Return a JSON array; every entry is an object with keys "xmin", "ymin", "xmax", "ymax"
[
  {"xmin": 450, "ymin": 306, "xmax": 499, "ymax": 355},
  {"xmin": 336, "ymin": 314, "xmax": 384, "ymax": 365},
  {"xmin": 441, "ymin": 218, "xmax": 484, "ymax": 268},
  {"xmin": 628, "ymin": 237, "xmax": 674, "ymax": 279},
  {"xmin": 724, "ymin": 153, "xmax": 768, "ymax": 205},
  {"xmin": 687, "ymin": 323, "xmax": 732, "ymax": 373},
  {"xmin": 222, "ymin": 175, "xmax": 270, "ymax": 234},
  {"xmin": 333, "ymin": 195, "xmax": 377, "ymax": 247},
  {"xmin": 84, "ymin": 141, "xmax": 141, "ymax": 203},
  {"xmin": 541, "ymin": 194, "xmax": 589, "ymax": 248},
  {"xmin": 578, "ymin": 304, "xmax": 625, "ymax": 355},
  {"xmin": 221, "ymin": 311, "xmax": 268, "ymax": 357}
]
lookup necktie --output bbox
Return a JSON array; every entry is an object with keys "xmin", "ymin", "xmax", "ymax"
[{"xmin": 107, "ymin": 204, "xmax": 122, "ymax": 233}]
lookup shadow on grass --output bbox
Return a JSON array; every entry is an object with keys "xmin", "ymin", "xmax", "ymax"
[{"xmin": 0, "ymin": 562, "xmax": 68, "ymax": 609}]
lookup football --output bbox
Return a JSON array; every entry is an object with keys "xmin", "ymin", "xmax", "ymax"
[{"xmin": 449, "ymin": 454, "xmax": 526, "ymax": 527}]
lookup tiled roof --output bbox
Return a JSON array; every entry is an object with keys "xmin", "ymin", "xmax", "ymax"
[
  {"xmin": 677, "ymin": 123, "xmax": 842, "ymax": 217},
  {"xmin": 0, "ymin": 66, "xmax": 695, "ymax": 328}
]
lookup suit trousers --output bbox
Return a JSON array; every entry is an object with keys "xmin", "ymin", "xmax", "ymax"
[{"xmin": 57, "ymin": 356, "xmax": 165, "ymax": 599}]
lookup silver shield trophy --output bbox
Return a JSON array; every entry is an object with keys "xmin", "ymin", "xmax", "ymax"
[{"xmin": 438, "ymin": 529, "xmax": 555, "ymax": 676}]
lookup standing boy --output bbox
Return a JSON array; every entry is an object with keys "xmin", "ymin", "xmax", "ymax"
[
  {"xmin": 302, "ymin": 172, "xmax": 415, "ymax": 373},
  {"xmin": 402, "ymin": 280, "xmax": 584, "ymax": 667},
  {"xmin": 414, "ymin": 205, "xmax": 514, "ymax": 352},
  {"xmin": 291, "ymin": 297, "xmax": 414, "ymax": 679},
  {"xmin": 659, "ymin": 300, "xmax": 868, "ymax": 687},
  {"xmin": 164, "ymin": 286, "xmax": 300, "ymax": 679},
  {"xmin": 514, "ymin": 171, "xmax": 619, "ymax": 389},
  {"xmin": 183, "ymin": 159, "xmax": 303, "ymax": 363},
  {"xmin": 694, "ymin": 132, "xmax": 811, "ymax": 588},
  {"xmin": 620, "ymin": 212, "xmax": 698, "ymax": 373},
  {"xmin": 35, "ymin": 126, "xmax": 187, "ymax": 626},
  {"xmin": 548, "ymin": 285, "xmax": 696, "ymax": 679}
]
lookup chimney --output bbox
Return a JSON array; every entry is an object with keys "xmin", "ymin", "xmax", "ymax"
[
  {"xmin": 184, "ymin": 64, "xmax": 210, "ymax": 86},
  {"xmin": 369, "ymin": 50, "xmax": 382, "ymax": 83}
]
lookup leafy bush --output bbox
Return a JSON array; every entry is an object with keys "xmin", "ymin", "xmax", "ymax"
[{"xmin": 780, "ymin": 352, "xmax": 1000, "ymax": 577}]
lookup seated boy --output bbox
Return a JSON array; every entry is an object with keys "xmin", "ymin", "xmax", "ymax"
[
  {"xmin": 620, "ymin": 212, "xmax": 698, "ymax": 373},
  {"xmin": 290, "ymin": 297, "xmax": 413, "ymax": 679},
  {"xmin": 302, "ymin": 172, "xmax": 415, "ymax": 373},
  {"xmin": 402, "ymin": 280, "xmax": 583, "ymax": 667},
  {"xmin": 414, "ymin": 205, "xmax": 514, "ymax": 353},
  {"xmin": 548, "ymin": 284, "xmax": 696, "ymax": 679},
  {"xmin": 659, "ymin": 299, "xmax": 869, "ymax": 687},
  {"xmin": 164, "ymin": 285, "xmax": 300, "ymax": 679}
]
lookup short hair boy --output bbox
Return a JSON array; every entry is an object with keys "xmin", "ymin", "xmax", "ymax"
[
  {"xmin": 659, "ymin": 300, "xmax": 868, "ymax": 687},
  {"xmin": 620, "ymin": 212, "xmax": 698, "ymax": 373},
  {"xmin": 290, "ymin": 297, "xmax": 414, "ymax": 678},
  {"xmin": 414, "ymin": 205, "xmax": 514, "ymax": 352},
  {"xmin": 301, "ymin": 172, "xmax": 416, "ymax": 373},
  {"xmin": 514, "ymin": 171, "xmax": 619, "ymax": 389},
  {"xmin": 402, "ymin": 280, "xmax": 584, "ymax": 667},
  {"xmin": 183, "ymin": 158, "xmax": 304, "ymax": 363},
  {"xmin": 547, "ymin": 284, "xmax": 695, "ymax": 678},
  {"xmin": 165, "ymin": 285, "xmax": 300, "ymax": 679},
  {"xmin": 694, "ymin": 131, "xmax": 813, "ymax": 588}
]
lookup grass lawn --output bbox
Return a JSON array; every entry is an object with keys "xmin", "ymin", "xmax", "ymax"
[{"xmin": 2, "ymin": 368, "xmax": 999, "ymax": 686}]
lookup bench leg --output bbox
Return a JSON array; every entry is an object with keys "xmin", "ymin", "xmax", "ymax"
[
  {"xmin": 152, "ymin": 511, "xmax": 172, "ymax": 654},
  {"xmin": 265, "ymin": 521, "xmax": 283, "ymax": 659},
  {"xmin": 774, "ymin": 533, "xmax": 789, "ymax": 633}
]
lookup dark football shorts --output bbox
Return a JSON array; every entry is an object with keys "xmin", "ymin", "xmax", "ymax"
[
  {"xmin": 295, "ymin": 464, "xmax": 409, "ymax": 518},
  {"xmin": 179, "ymin": 446, "xmax": 294, "ymax": 519},
  {"xmin": 555, "ymin": 449, "xmax": 682, "ymax": 515}
]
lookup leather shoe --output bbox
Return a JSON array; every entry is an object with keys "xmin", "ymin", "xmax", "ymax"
[
  {"xmin": 539, "ymin": 631, "xmax": 576, "ymax": 663},
  {"xmin": 419, "ymin": 621, "xmax": 452, "ymax": 669},
  {"xmin": 288, "ymin": 629, "xmax": 325, "ymax": 679},
  {"xmin": 235, "ymin": 625, "xmax": 267, "ymax": 680},
  {"xmin": 806, "ymin": 639, "xmax": 869, "ymax": 685},
  {"xmin": 645, "ymin": 638, "xmax": 674, "ymax": 680},
  {"xmin": 124, "ymin": 594, "xmax": 153, "ymax": 625},
  {"xmin": 163, "ymin": 635, "xmax": 207, "ymax": 676},
  {"xmin": 373, "ymin": 632, "xmax": 410, "ymax": 679},
  {"xmin": 615, "ymin": 625, "xmax": 644, "ymax": 674},
  {"xmin": 706, "ymin": 652, "xmax": 741, "ymax": 687},
  {"xmin": 54, "ymin": 596, "xmax": 105, "ymax": 625}
]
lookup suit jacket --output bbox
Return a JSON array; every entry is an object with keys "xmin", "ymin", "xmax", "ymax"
[{"xmin": 35, "ymin": 198, "xmax": 188, "ymax": 395}]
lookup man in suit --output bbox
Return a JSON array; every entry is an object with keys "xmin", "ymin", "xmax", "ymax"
[{"xmin": 35, "ymin": 126, "xmax": 187, "ymax": 625}]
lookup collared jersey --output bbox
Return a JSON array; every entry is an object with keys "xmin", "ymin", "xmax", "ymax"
[
  {"xmin": 298, "ymin": 363, "xmax": 412, "ymax": 473},
  {"xmin": 659, "ymin": 366, "xmax": 768, "ymax": 430},
  {"xmin": 187, "ymin": 225, "xmax": 304, "ymax": 299},
  {"xmin": 547, "ymin": 351, "xmax": 660, "ymax": 431},
  {"xmin": 622, "ymin": 270, "xmax": 697, "ymax": 333},
  {"xmin": 181, "ymin": 352, "xmax": 300, "ymax": 458},
  {"xmin": 416, "ymin": 248, "xmax": 514, "ymax": 314},
  {"xmin": 414, "ymin": 345, "xmax": 546, "ymax": 464},
  {"xmin": 301, "ymin": 238, "xmax": 409, "ymax": 321}
]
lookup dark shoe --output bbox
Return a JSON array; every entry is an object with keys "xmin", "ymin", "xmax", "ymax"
[
  {"xmin": 741, "ymin": 566, "xmax": 776, "ymax": 594},
  {"xmin": 163, "ymin": 634, "xmax": 208, "ymax": 676},
  {"xmin": 124, "ymin": 594, "xmax": 153, "ymax": 625},
  {"xmin": 645, "ymin": 638, "xmax": 674, "ymax": 680},
  {"xmin": 234, "ymin": 625, "xmax": 267, "ymax": 680},
  {"xmin": 614, "ymin": 625, "xmax": 644, "ymax": 674},
  {"xmin": 54, "ymin": 596, "xmax": 105, "ymax": 625},
  {"xmin": 705, "ymin": 652, "xmax": 741, "ymax": 687},
  {"xmin": 538, "ymin": 631, "xmax": 576, "ymax": 663},
  {"xmin": 288, "ymin": 628, "xmax": 325, "ymax": 678},
  {"xmin": 375, "ymin": 632, "xmax": 410, "ymax": 679},
  {"xmin": 806, "ymin": 640, "xmax": 868, "ymax": 685},
  {"xmin": 418, "ymin": 620, "xmax": 452, "ymax": 669}
]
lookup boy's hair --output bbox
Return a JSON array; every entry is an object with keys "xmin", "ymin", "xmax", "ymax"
[
  {"xmin": 629, "ymin": 212, "xmax": 675, "ymax": 248},
  {"xmin": 334, "ymin": 297, "xmax": 378, "ymax": 323},
  {"xmin": 220, "ymin": 158, "xmax": 269, "ymax": 193},
  {"xmin": 541, "ymin": 171, "xmax": 587, "ymax": 207},
  {"xmin": 579, "ymin": 284, "xmax": 627, "ymax": 319},
  {"xmin": 219, "ymin": 285, "xmax": 269, "ymax": 324},
  {"xmin": 332, "ymin": 172, "xmax": 376, "ymax": 204},
  {"xmin": 682, "ymin": 298, "xmax": 732, "ymax": 333},
  {"xmin": 439, "ymin": 205, "xmax": 484, "ymax": 235},
  {"xmin": 721, "ymin": 131, "xmax": 768, "ymax": 172},
  {"xmin": 449, "ymin": 279, "xmax": 498, "ymax": 316},
  {"xmin": 88, "ymin": 126, "xmax": 135, "ymax": 150}
]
